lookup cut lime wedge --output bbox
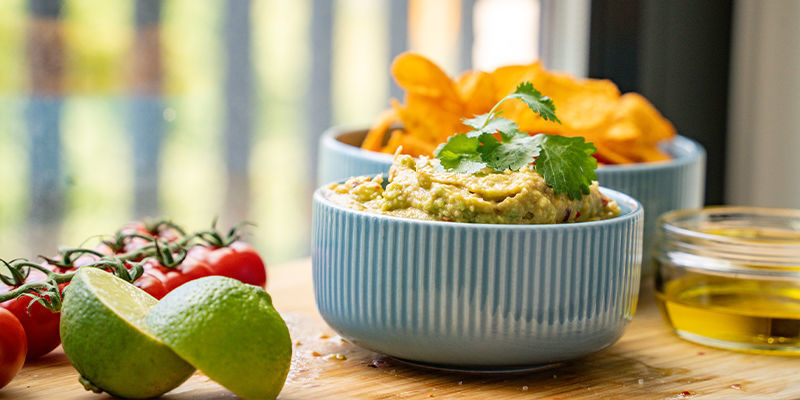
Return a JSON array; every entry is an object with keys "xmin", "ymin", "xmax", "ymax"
[
  {"xmin": 60, "ymin": 268, "xmax": 195, "ymax": 399},
  {"xmin": 146, "ymin": 276, "xmax": 292, "ymax": 400}
]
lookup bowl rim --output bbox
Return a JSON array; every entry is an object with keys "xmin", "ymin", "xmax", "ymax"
[
  {"xmin": 313, "ymin": 185, "xmax": 642, "ymax": 231},
  {"xmin": 321, "ymin": 125, "xmax": 395, "ymax": 163},
  {"xmin": 321, "ymin": 125, "xmax": 706, "ymax": 171}
]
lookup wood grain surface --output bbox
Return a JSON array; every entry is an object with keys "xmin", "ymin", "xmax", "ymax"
[{"xmin": 4, "ymin": 259, "xmax": 799, "ymax": 399}]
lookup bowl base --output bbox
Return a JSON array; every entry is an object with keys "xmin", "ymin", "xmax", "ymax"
[
  {"xmin": 389, "ymin": 357, "xmax": 563, "ymax": 375},
  {"xmin": 674, "ymin": 329, "xmax": 800, "ymax": 355}
]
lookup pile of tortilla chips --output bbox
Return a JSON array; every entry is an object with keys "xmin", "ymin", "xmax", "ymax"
[{"xmin": 362, "ymin": 52, "xmax": 675, "ymax": 164}]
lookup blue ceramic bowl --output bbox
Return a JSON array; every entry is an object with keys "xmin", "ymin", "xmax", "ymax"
[
  {"xmin": 311, "ymin": 186, "xmax": 643, "ymax": 369},
  {"xmin": 317, "ymin": 127, "xmax": 704, "ymax": 275}
]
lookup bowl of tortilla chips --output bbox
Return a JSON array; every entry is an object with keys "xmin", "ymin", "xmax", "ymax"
[{"xmin": 318, "ymin": 53, "xmax": 705, "ymax": 275}]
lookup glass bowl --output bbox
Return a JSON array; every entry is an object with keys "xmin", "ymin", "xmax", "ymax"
[{"xmin": 654, "ymin": 206, "xmax": 800, "ymax": 354}]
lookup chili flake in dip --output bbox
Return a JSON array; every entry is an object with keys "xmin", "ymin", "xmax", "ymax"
[{"xmin": 326, "ymin": 155, "xmax": 620, "ymax": 224}]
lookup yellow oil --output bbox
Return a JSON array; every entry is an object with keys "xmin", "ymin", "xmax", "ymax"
[
  {"xmin": 656, "ymin": 273, "xmax": 800, "ymax": 354},
  {"xmin": 703, "ymin": 227, "xmax": 800, "ymax": 242}
]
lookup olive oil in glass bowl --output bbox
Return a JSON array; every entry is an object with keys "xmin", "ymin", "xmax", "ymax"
[{"xmin": 654, "ymin": 207, "xmax": 800, "ymax": 354}]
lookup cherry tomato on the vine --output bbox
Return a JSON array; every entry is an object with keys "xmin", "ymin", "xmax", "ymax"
[
  {"xmin": 0, "ymin": 307, "xmax": 26, "ymax": 388},
  {"xmin": 73, "ymin": 243, "xmax": 116, "ymax": 268},
  {"xmin": 1, "ymin": 295, "xmax": 60, "ymax": 361},
  {"xmin": 141, "ymin": 256, "xmax": 213, "ymax": 294},
  {"xmin": 132, "ymin": 273, "xmax": 167, "ymax": 300},
  {"xmin": 120, "ymin": 221, "xmax": 182, "ymax": 253},
  {"xmin": 189, "ymin": 242, "xmax": 267, "ymax": 288},
  {"xmin": 0, "ymin": 267, "xmax": 64, "ymax": 360}
]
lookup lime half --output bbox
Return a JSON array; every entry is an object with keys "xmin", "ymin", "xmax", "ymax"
[
  {"xmin": 60, "ymin": 268, "xmax": 195, "ymax": 399},
  {"xmin": 146, "ymin": 276, "xmax": 292, "ymax": 400}
]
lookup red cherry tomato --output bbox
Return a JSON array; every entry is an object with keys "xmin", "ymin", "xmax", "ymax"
[
  {"xmin": 0, "ymin": 307, "xmax": 26, "ymax": 388},
  {"xmin": 186, "ymin": 246, "xmax": 211, "ymax": 267},
  {"xmin": 73, "ymin": 243, "xmax": 116, "ymax": 267},
  {"xmin": 121, "ymin": 221, "xmax": 180, "ymax": 240},
  {"xmin": 0, "ymin": 269, "xmax": 63, "ymax": 360},
  {"xmin": 141, "ymin": 257, "xmax": 213, "ymax": 293},
  {"xmin": 133, "ymin": 274, "xmax": 168, "ymax": 300},
  {"xmin": 1, "ymin": 296, "xmax": 60, "ymax": 361},
  {"xmin": 192, "ymin": 242, "xmax": 267, "ymax": 288},
  {"xmin": 120, "ymin": 226, "xmax": 155, "ymax": 254},
  {"xmin": 120, "ymin": 221, "xmax": 182, "ymax": 253},
  {"xmin": 176, "ymin": 257, "xmax": 215, "ymax": 285},
  {"xmin": 123, "ymin": 237, "xmax": 153, "ymax": 254}
]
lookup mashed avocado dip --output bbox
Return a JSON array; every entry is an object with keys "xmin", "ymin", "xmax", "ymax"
[{"xmin": 326, "ymin": 155, "xmax": 620, "ymax": 224}]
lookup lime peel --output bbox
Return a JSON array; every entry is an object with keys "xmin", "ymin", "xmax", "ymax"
[
  {"xmin": 146, "ymin": 276, "xmax": 292, "ymax": 400},
  {"xmin": 60, "ymin": 268, "xmax": 195, "ymax": 399}
]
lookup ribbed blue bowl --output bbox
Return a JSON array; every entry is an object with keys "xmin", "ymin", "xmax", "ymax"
[
  {"xmin": 311, "ymin": 187, "xmax": 643, "ymax": 369},
  {"xmin": 317, "ymin": 127, "xmax": 704, "ymax": 276}
]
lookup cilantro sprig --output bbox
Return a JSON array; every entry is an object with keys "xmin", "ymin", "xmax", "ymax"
[{"xmin": 434, "ymin": 82, "xmax": 598, "ymax": 200}]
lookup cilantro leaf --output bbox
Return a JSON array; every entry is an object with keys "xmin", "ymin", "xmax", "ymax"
[
  {"xmin": 448, "ymin": 159, "xmax": 486, "ymax": 174},
  {"xmin": 463, "ymin": 113, "xmax": 492, "ymax": 131},
  {"xmin": 481, "ymin": 135, "xmax": 542, "ymax": 171},
  {"xmin": 434, "ymin": 81, "xmax": 598, "ymax": 199},
  {"xmin": 433, "ymin": 134, "xmax": 486, "ymax": 174},
  {"xmin": 533, "ymin": 135, "xmax": 598, "ymax": 200},
  {"xmin": 463, "ymin": 113, "xmax": 521, "ymax": 141},
  {"xmin": 475, "ymin": 132, "xmax": 501, "ymax": 157},
  {"xmin": 506, "ymin": 82, "xmax": 561, "ymax": 124},
  {"xmin": 499, "ymin": 126, "xmax": 530, "ymax": 141}
]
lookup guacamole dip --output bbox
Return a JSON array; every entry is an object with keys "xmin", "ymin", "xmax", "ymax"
[{"xmin": 326, "ymin": 155, "xmax": 620, "ymax": 224}]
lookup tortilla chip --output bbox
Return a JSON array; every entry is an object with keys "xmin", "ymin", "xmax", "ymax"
[
  {"xmin": 381, "ymin": 129, "xmax": 405, "ymax": 154},
  {"xmin": 456, "ymin": 70, "xmax": 496, "ymax": 116},
  {"xmin": 362, "ymin": 109, "xmax": 399, "ymax": 151},
  {"xmin": 593, "ymin": 140, "xmax": 635, "ymax": 164},
  {"xmin": 602, "ymin": 123, "xmax": 672, "ymax": 163},
  {"xmin": 611, "ymin": 93, "xmax": 675, "ymax": 144},
  {"xmin": 599, "ymin": 93, "xmax": 675, "ymax": 162},
  {"xmin": 536, "ymin": 71, "xmax": 620, "ymax": 132},
  {"xmin": 490, "ymin": 63, "xmax": 543, "ymax": 101},
  {"xmin": 497, "ymin": 100, "xmax": 562, "ymax": 134},
  {"xmin": 393, "ymin": 95, "xmax": 467, "ymax": 144},
  {"xmin": 391, "ymin": 52, "xmax": 461, "ymax": 112},
  {"xmin": 364, "ymin": 54, "xmax": 677, "ymax": 164},
  {"xmin": 397, "ymin": 131, "xmax": 438, "ymax": 157}
]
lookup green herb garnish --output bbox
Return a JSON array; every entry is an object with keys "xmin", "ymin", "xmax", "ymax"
[{"xmin": 434, "ymin": 82, "xmax": 598, "ymax": 200}]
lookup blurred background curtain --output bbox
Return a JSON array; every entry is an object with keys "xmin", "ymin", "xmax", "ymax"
[{"xmin": 3, "ymin": 0, "xmax": 799, "ymax": 264}]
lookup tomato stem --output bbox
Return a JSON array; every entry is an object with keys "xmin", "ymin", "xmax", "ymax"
[
  {"xmin": 0, "ymin": 218, "xmax": 251, "ymax": 310},
  {"xmin": 0, "ymin": 258, "xmax": 30, "ymax": 286},
  {"xmin": 41, "ymin": 248, "xmax": 108, "ymax": 270},
  {"xmin": 152, "ymin": 240, "xmax": 187, "ymax": 269},
  {"xmin": 196, "ymin": 219, "xmax": 255, "ymax": 248},
  {"xmin": 0, "ymin": 258, "xmax": 144, "ymax": 310}
]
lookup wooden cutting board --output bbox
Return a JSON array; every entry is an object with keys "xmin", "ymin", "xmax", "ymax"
[{"xmin": 3, "ymin": 259, "xmax": 799, "ymax": 399}]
